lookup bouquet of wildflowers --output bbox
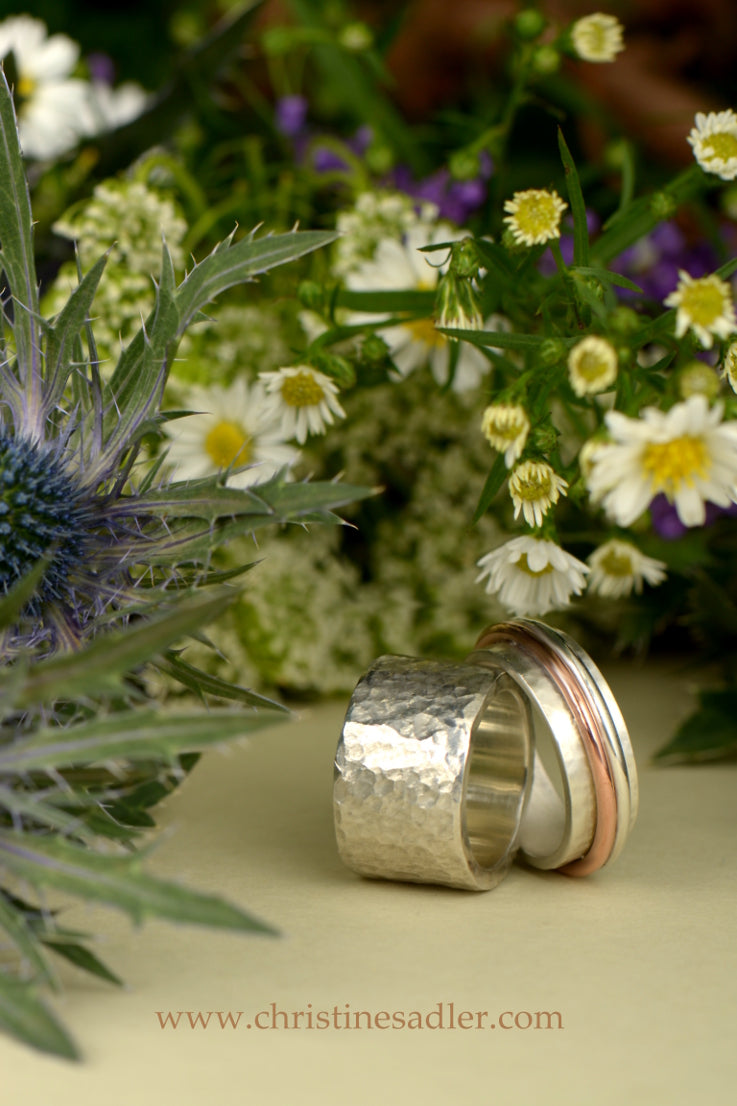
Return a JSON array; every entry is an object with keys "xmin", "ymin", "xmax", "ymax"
[
  {"xmin": 0, "ymin": 60, "xmax": 369, "ymax": 1058},
  {"xmin": 148, "ymin": 1, "xmax": 737, "ymax": 761}
]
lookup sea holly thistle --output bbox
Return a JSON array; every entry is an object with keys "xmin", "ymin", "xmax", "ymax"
[{"xmin": 0, "ymin": 66, "xmax": 370, "ymax": 1059}]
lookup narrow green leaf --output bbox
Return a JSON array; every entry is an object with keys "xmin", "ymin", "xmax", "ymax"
[
  {"xmin": 0, "ymin": 832, "xmax": 276, "ymax": 933},
  {"xmin": 44, "ymin": 252, "xmax": 108, "ymax": 400},
  {"xmin": 471, "ymin": 453, "xmax": 508, "ymax": 524},
  {"xmin": 6, "ymin": 588, "xmax": 239, "ymax": 707},
  {"xmin": 0, "ymin": 785, "xmax": 91, "ymax": 836},
  {"xmin": 0, "ymin": 708, "xmax": 279, "ymax": 773},
  {"xmin": 592, "ymin": 164, "xmax": 705, "ymax": 266},
  {"xmin": 157, "ymin": 654, "xmax": 289, "ymax": 712},
  {"xmin": 41, "ymin": 940, "xmax": 123, "ymax": 987},
  {"xmin": 133, "ymin": 479, "xmax": 275, "ymax": 521},
  {"xmin": 0, "ymin": 892, "xmax": 56, "ymax": 989},
  {"xmin": 439, "ymin": 326, "xmax": 573, "ymax": 352},
  {"xmin": 573, "ymin": 266, "xmax": 643, "ymax": 294},
  {"xmin": 558, "ymin": 128, "xmax": 590, "ymax": 267},
  {"xmin": 336, "ymin": 289, "xmax": 436, "ymax": 314},
  {"xmin": 0, "ymin": 971, "xmax": 78, "ymax": 1060},
  {"xmin": 654, "ymin": 691, "xmax": 737, "ymax": 762},
  {"xmin": 0, "ymin": 556, "xmax": 48, "ymax": 630},
  {"xmin": 0, "ymin": 67, "xmax": 40, "ymax": 419}
]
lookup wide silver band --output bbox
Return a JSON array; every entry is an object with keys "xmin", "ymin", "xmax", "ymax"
[{"xmin": 334, "ymin": 656, "xmax": 532, "ymax": 891}]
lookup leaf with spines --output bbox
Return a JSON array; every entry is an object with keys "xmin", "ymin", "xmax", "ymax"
[
  {"xmin": 0, "ymin": 708, "xmax": 279, "ymax": 773},
  {"xmin": 0, "ymin": 67, "xmax": 41, "ymax": 432},
  {"xmin": 0, "ymin": 832, "xmax": 275, "ymax": 933}
]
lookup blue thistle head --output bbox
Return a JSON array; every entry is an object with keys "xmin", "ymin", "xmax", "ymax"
[{"xmin": 0, "ymin": 434, "xmax": 90, "ymax": 610}]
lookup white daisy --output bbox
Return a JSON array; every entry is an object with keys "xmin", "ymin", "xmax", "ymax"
[
  {"xmin": 78, "ymin": 80, "xmax": 149, "ymax": 136},
  {"xmin": 570, "ymin": 13, "xmax": 625, "ymax": 63},
  {"xmin": 508, "ymin": 460, "xmax": 568, "ymax": 528},
  {"xmin": 688, "ymin": 110, "xmax": 737, "ymax": 181},
  {"xmin": 586, "ymin": 394, "xmax": 737, "ymax": 527},
  {"xmin": 165, "ymin": 378, "xmax": 298, "ymax": 488},
  {"xmin": 259, "ymin": 365, "xmax": 345, "ymax": 444},
  {"xmin": 664, "ymin": 270, "xmax": 736, "ymax": 349},
  {"xmin": 476, "ymin": 536, "xmax": 589, "ymax": 616},
  {"xmin": 567, "ymin": 335, "xmax": 618, "ymax": 396},
  {"xmin": 587, "ymin": 539, "xmax": 667, "ymax": 599},
  {"xmin": 481, "ymin": 403, "xmax": 530, "ymax": 467},
  {"xmin": 345, "ymin": 224, "xmax": 490, "ymax": 393},
  {"xmin": 0, "ymin": 15, "xmax": 89, "ymax": 159},
  {"xmin": 503, "ymin": 188, "xmax": 567, "ymax": 247}
]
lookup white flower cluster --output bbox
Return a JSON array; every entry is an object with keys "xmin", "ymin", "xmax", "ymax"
[
  {"xmin": 45, "ymin": 179, "xmax": 187, "ymax": 365},
  {"xmin": 333, "ymin": 191, "xmax": 424, "ymax": 277},
  {"xmin": 0, "ymin": 15, "xmax": 147, "ymax": 160}
]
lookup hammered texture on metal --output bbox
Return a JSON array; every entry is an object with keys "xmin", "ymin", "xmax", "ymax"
[{"xmin": 334, "ymin": 655, "xmax": 513, "ymax": 890}]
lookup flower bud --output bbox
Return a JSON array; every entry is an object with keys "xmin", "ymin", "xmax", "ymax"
[{"xmin": 514, "ymin": 9, "xmax": 547, "ymax": 40}]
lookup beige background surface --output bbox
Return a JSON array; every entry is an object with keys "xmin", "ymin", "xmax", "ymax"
[{"xmin": 2, "ymin": 658, "xmax": 736, "ymax": 1105}]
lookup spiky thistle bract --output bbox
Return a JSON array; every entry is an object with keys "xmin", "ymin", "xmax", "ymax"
[{"xmin": 0, "ymin": 67, "xmax": 371, "ymax": 1059}]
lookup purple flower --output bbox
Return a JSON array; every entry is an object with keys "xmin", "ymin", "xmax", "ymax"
[
  {"xmin": 650, "ymin": 493, "xmax": 737, "ymax": 539},
  {"xmin": 615, "ymin": 222, "xmax": 720, "ymax": 302},
  {"xmin": 86, "ymin": 52, "xmax": 115, "ymax": 85},
  {"xmin": 275, "ymin": 95, "xmax": 309, "ymax": 138},
  {"xmin": 391, "ymin": 152, "xmax": 492, "ymax": 223}
]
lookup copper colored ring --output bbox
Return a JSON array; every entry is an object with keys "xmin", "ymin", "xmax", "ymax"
[{"xmin": 474, "ymin": 622, "xmax": 621, "ymax": 876}]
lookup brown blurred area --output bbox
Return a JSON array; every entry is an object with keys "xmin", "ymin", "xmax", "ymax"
[{"xmin": 260, "ymin": 0, "xmax": 737, "ymax": 166}]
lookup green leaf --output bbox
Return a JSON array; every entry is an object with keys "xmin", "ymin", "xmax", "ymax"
[
  {"xmin": 0, "ymin": 891, "xmax": 56, "ymax": 989},
  {"xmin": 100, "ymin": 252, "xmax": 180, "ymax": 471},
  {"xmin": 0, "ymin": 832, "xmax": 275, "ymax": 933},
  {"xmin": 43, "ymin": 252, "xmax": 108, "ymax": 401},
  {"xmin": 5, "ymin": 588, "xmax": 239, "ymax": 707},
  {"xmin": 41, "ymin": 939, "xmax": 123, "ymax": 987},
  {"xmin": 0, "ymin": 708, "xmax": 280, "ymax": 773},
  {"xmin": 0, "ymin": 556, "xmax": 49, "ymax": 630},
  {"xmin": 655, "ymin": 690, "xmax": 737, "ymax": 762},
  {"xmin": 0, "ymin": 785, "xmax": 91, "ymax": 837},
  {"xmin": 336, "ymin": 289, "xmax": 436, "ymax": 314},
  {"xmin": 156, "ymin": 653, "xmax": 288, "ymax": 712},
  {"xmin": 558, "ymin": 128, "xmax": 590, "ymax": 266},
  {"xmin": 133, "ymin": 478, "xmax": 275, "ymax": 521},
  {"xmin": 0, "ymin": 67, "xmax": 40, "ymax": 421},
  {"xmin": 471, "ymin": 452, "xmax": 508, "ymax": 524},
  {"xmin": 175, "ymin": 229, "xmax": 339, "ymax": 336},
  {"xmin": 592, "ymin": 164, "xmax": 705, "ymax": 266},
  {"xmin": 439, "ymin": 326, "xmax": 573, "ymax": 352},
  {"xmin": 0, "ymin": 971, "xmax": 78, "ymax": 1060}
]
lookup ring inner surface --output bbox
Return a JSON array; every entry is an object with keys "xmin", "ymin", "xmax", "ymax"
[{"xmin": 462, "ymin": 674, "xmax": 531, "ymax": 871}]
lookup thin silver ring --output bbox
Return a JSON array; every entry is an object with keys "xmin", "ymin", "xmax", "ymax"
[
  {"xmin": 333, "ymin": 655, "xmax": 532, "ymax": 891},
  {"xmin": 471, "ymin": 620, "xmax": 637, "ymax": 874},
  {"xmin": 468, "ymin": 639, "xmax": 597, "ymax": 870}
]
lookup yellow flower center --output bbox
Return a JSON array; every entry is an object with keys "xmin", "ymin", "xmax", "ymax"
[
  {"xmin": 17, "ymin": 74, "xmax": 36, "ymax": 100},
  {"xmin": 204, "ymin": 420, "xmax": 251, "ymax": 468},
  {"xmin": 280, "ymin": 370, "xmax": 325, "ymax": 408},
  {"xmin": 679, "ymin": 280, "xmax": 728, "ymax": 327},
  {"xmin": 704, "ymin": 132, "xmax": 737, "ymax": 162},
  {"xmin": 514, "ymin": 194, "xmax": 561, "ymax": 240},
  {"xmin": 598, "ymin": 549, "xmax": 634, "ymax": 577},
  {"xmin": 576, "ymin": 350, "xmax": 610, "ymax": 382},
  {"xmin": 513, "ymin": 473, "xmax": 552, "ymax": 502},
  {"xmin": 404, "ymin": 316, "xmax": 446, "ymax": 348},
  {"xmin": 641, "ymin": 435, "xmax": 709, "ymax": 492},
  {"xmin": 516, "ymin": 553, "xmax": 554, "ymax": 577}
]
